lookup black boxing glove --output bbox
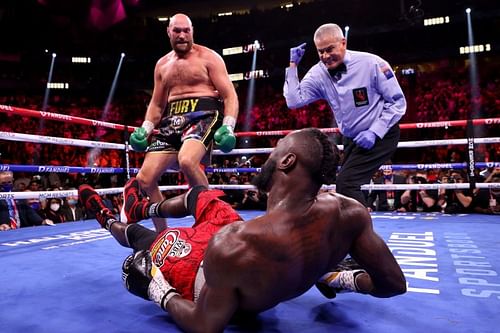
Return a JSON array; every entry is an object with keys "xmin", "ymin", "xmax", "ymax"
[
  {"xmin": 122, "ymin": 250, "xmax": 179, "ymax": 310},
  {"xmin": 122, "ymin": 250, "xmax": 154, "ymax": 300}
]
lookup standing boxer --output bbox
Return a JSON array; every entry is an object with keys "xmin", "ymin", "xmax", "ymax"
[
  {"xmin": 283, "ymin": 23, "xmax": 406, "ymax": 207},
  {"xmin": 127, "ymin": 13, "xmax": 239, "ymax": 232}
]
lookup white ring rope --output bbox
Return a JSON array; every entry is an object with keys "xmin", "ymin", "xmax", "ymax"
[
  {"xmin": 2, "ymin": 131, "xmax": 499, "ymax": 154},
  {"xmin": 213, "ymin": 137, "xmax": 500, "ymax": 155},
  {"xmin": 1, "ymin": 116, "xmax": 499, "ymax": 200},
  {"xmin": 0, "ymin": 131, "xmax": 125, "ymax": 150},
  {"xmin": 2, "ymin": 182, "xmax": 499, "ymax": 200}
]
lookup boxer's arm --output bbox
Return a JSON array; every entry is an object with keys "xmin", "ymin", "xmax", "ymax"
[
  {"xmin": 369, "ymin": 59, "xmax": 406, "ymax": 139},
  {"xmin": 165, "ymin": 283, "xmax": 238, "ymax": 333},
  {"xmin": 283, "ymin": 66, "xmax": 321, "ymax": 109},
  {"xmin": 206, "ymin": 50, "xmax": 239, "ymax": 122},
  {"xmin": 144, "ymin": 59, "xmax": 169, "ymax": 126},
  {"xmin": 207, "ymin": 50, "xmax": 238, "ymax": 153},
  {"xmin": 164, "ymin": 229, "xmax": 242, "ymax": 333},
  {"xmin": 349, "ymin": 206, "xmax": 407, "ymax": 297}
]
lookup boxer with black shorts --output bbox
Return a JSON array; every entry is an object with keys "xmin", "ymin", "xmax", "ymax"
[
  {"xmin": 79, "ymin": 128, "xmax": 406, "ymax": 333},
  {"xmin": 146, "ymin": 97, "xmax": 223, "ymax": 166},
  {"xmin": 126, "ymin": 13, "xmax": 239, "ymax": 233}
]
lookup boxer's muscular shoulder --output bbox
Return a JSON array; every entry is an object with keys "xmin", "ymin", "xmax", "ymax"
[
  {"xmin": 322, "ymin": 192, "xmax": 369, "ymax": 229},
  {"xmin": 194, "ymin": 44, "xmax": 224, "ymax": 64},
  {"xmin": 208, "ymin": 220, "xmax": 247, "ymax": 255},
  {"xmin": 317, "ymin": 192, "xmax": 343, "ymax": 212},
  {"xmin": 157, "ymin": 52, "xmax": 174, "ymax": 66},
  {"xmin": 193, "ymin": 43, "xmax": 215, "ymax": 55},
  {"xmin": 337, "ymin": 194, "xmax": 371, "ymax": 234},
  {"xmin": 203, "ymin": 221, "xmax": 250, "ymax": 282},
  {"xmin": 206, "ymin": 222, "xmax": 250, "ymax": 263}
]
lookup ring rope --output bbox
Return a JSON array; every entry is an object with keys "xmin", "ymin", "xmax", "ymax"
[
  {"xmin": 0, "ymin": 131, "xmax": 126, "ymax": 150},
  {"xmin": 235, "ymin": 118, "xmax": 500, "ymax": 136},
  {"xmin": 0, "ymin": 104, "xmax": 138, "ymax": 133},
  {"xmin": 2, "ymin": 105, "xmax": 499, "ymax": 200},
  {"xmin": 0, "ymin": 165, "xmax": 140, "ymax": 174},
  {"xmin": 2, "ymin": 182, "xmax": 499, "ymax": 200},
  {"xmin": 213, "ymin": 137, "xmax": 500, "ymax": 154},
  {"xmin": 1, "ymin": 104, "xmax": 499, "ymax": 136},
  {"xmin": 2, "ymin": 131, "xmax": 499, "ymax": 153},
  {"xmin": 1, "ymin": 162, "xmax": 499, "ymax": 175}
]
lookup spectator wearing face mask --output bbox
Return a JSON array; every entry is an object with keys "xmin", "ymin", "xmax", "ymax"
[
  {"xmin": 1, "ymin": 171, "xmax": 54, "ymax": 230},
  {"xmin": 61, "ymin": 193, "xmax": 85, "ymax": 222},
  {"xmin": 366, "ymin": 164, "xmax": 406, "ymax": 211},
  {"xmin": 42, "ymin": 198, "xmax": 65, "ymax": 224},
  {"xmin": 24, "ymin": 190, "xmax": 43, "ymax": 215}
]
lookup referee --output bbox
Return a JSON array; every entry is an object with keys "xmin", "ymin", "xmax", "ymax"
[{"xmin": 283, "ymin": 23, "xmax": 406, "ymax": 206}]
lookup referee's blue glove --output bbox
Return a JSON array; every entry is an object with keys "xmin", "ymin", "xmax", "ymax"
[
  {"xmin": 290, "ymin": 43, "xmax": 307, "ymax": 64},
  {"xmin": 354, "ymin": 130, "xmax": 377, "ymax": 150}
]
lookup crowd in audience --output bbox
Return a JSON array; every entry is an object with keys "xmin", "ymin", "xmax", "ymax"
[
  {"xmin": 366, "ymin": 165, "xmax": 500, "ymax": 215},
  {"xmin": 1, "ymin": 60, "xmax": 500, "ymax": 231}
]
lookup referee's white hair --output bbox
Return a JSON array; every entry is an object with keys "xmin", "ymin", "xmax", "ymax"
[{"xmin": 314, "ymin": 23, "xmax": 344, "ymax": 41}]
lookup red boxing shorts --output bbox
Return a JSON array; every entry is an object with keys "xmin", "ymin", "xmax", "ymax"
[{"xmin": 149, "ymin": 189, "xmax": 242, "ymax": 300}]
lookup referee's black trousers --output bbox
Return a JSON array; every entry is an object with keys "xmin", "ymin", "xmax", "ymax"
[{"xmin": 336, "ymin": 124, "xmax": 400, "ymax": 206}]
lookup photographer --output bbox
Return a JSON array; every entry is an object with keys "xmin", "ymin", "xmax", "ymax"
[
  {"xmin": 399, "ymin": 171, "xmax": 440, "ymax": 212},
  {"xmin": 438, "ymin": 170, "xmax": 474, "ymax": 214},
  {"xmin": 473, "ymin": 168, "xmax": 500, "ymax": 215},
  {"xmin": 236, "ymin": 183, "xmax": 267, "ymax": 211}
]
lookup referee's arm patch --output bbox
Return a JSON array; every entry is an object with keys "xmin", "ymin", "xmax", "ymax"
[{"xmin": 378, "ymin": 62, "xmax": 394, "ymax": 80}]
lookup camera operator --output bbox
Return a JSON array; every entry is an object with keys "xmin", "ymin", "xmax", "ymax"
[
  {"xmin": 473, "ymin": 168, "xmax": 500, "ymax": 215},
  {"xmin": 438, "ymin": 170, "xmax": 474, "ymax": 214},
  {"xmin": 399, "ymin": 171, "xmax": 440, "ymax": 212},
  {"xmin": 236, "ymin": 183, "xmax": 267, "ymax": 211}
]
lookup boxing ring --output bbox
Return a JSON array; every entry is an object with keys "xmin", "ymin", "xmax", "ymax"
[
  {"xmin": 1, "ymin": 105, "xmax": 500, "ymax": 332},
  {"xmin": 1, "ymin": 213, "xmax": 500, "ymax": 332}
]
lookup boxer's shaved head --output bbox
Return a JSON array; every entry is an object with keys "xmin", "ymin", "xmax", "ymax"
[{"xmin": 167, "ymin": 13, "xmax": 194, "ymax": 55}]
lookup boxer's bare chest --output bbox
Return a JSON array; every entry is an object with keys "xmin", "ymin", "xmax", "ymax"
[{"xmin": 160, "ymin": 55, "xmax": 211, "ymax": 90}]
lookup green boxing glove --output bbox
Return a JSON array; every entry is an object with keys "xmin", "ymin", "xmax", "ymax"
[
  {"xmin": 214, "ymin": 116, "xmax": 236, "ymax": 153},
  {"xmin": 130, "ymin": 120, "xmax": 154, "ymax": 152}
]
